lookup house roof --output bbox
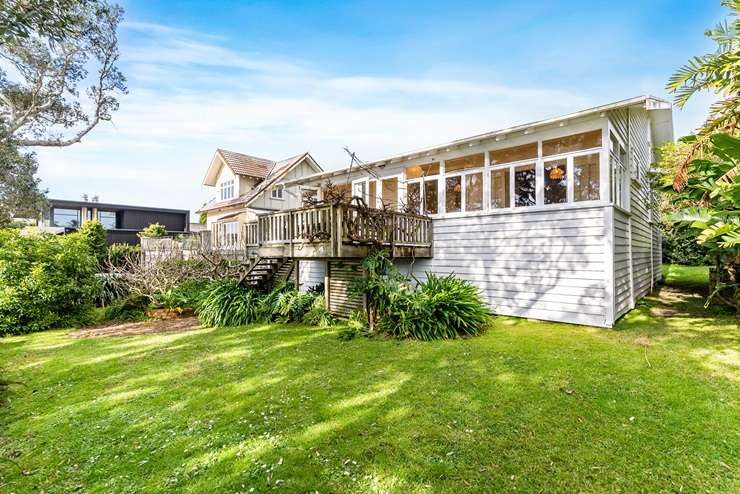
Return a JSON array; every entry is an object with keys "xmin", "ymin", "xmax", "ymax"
[
  {"xmin": 217, "ymin": 149, "xmax": 272, "ymax": 178},
  {"xmin": 284, "ymin": 95, "xmax": 674, "ymax": 187},
  {"xmin": 197, "ymin": 152, "xmax": 322, "ymax": 213}
]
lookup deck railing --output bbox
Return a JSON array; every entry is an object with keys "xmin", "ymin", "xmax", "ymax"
[{"xmin": 212, "ymin": 204, "xmax": 432, "ymax": 257}]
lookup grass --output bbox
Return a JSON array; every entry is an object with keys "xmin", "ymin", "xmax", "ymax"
[
  {"xmin": 662, "ymin": 264, "xmax": 710, "ymax": 288},
  {"xmin": 0, "ymin": 265, "xmax": 738, "ymax": 493}
]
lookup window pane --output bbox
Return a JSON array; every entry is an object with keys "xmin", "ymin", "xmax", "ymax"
[
  {"xmin": 514, "ymin": 164, "xmax": 536, "ymax": 207},
  {"xmin": 424, "ymin": 180, "xmax": 438, "ymax": 215},
  {"xmin": 406, "ymin": 162, "xmax": 440, "ymax": 179},
  {"xmin": 368, "ymin": 181, "xmax": 376, "ymax": 208},
  {"xmin": 407, "ymin": 182, "xmax": 421, "ymax": 213},
  {"xmin": 465, "ymin": 172, "xmax": 483, "ymax": 211},
  {"xmin": 574, "ymin": 153, "xmax": 600, "ymax": 201},
  {"xmin": 302, "ymin": 188, "xmax": 317, "ymax": 206},
  {"xmin": 98, "ymin": 211, "xmax": 116, "ymax": 229},
  {"xmin": 445, "ymin": 176, "xmax": 462, "ymax": 213},
  {"xmin": 491, "ymin": 168, "xmax": 510, "ymax": 208},
  {"xmin": 445, "ymin": 153, "xmax": 484, "ymax": 173},
  {"xmin": 544, "ymin": 159, "xmax": 567, "ymax": 204},
  {"xmin": 542, "ymin": 130, "xmax": 602, "ymax": 156},
  {"xmin": 490, "ymin": 142, "xmax": 538, "ymax": 165},
  {"xmin": 353, "ymin": 181, "xmax": 367, "ymax": 202},
  {"xmin": 53, "ymin": 208, "xmax": 80, "ymax": 228},
  {"xmin": 381, "ymin": 177, "xmax": 398, "ymax": 210}
]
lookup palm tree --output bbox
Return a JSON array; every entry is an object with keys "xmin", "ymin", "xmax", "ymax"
[{"xmin": 666, "ymin": 0, "xmax": 740, "ymax": 190}]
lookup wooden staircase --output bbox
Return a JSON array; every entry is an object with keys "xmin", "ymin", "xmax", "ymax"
[{"xmin": 243, "ymin": 257, "xmax": 296, "ymax": 288}]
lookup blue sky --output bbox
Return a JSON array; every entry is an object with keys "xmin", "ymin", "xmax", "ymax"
[{"xmin": 35, "ymin": 0, "xmax": 726, "ymax": 214}]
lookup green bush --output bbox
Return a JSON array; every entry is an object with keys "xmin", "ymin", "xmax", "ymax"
[
  {"xmin": 197, "ymin": 279, "xmax": 262, "ymax": 327},
  {"xmin": 102, "ymin": 294, "xmax": 149, "ymax": 322},
  {"xmin": 354, "ymin": 252, "xmax": 490, "ymax": 340},
  {"xmin": 78, "ymin": 220, "xmax": 108, "ymax": 269},
  {"xmin": 96, "ymin": 272, "xmax": 128, "ymax": 306},
  {"xmin": 661, "ymin": 224, "xmax": 709, "ymax": 266},
  {"xmin": 302, "ymin": 296, "xmax": 335, "ymax": 327},
  {"xmin": 107, "ymin": 243, "xmax": 140, "ymax": 269},
  {"xmin": 138, "ymin": 222, "xmax": 167, "ymax": 238},
  {"xmin": 337, "ymin": 310, "xmax": 369, "ymax": 340},
  {"xmin": 154, "ymin": 279, "xmax": 209, "ymax": 310},
  {"xmin": 0, "ymin": 229, "xmax": 100, "ymax": 335}
]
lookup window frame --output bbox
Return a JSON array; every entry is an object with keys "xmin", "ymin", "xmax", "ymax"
[
  {"xmin": 97, "ymin": 210, "xmax": 117, "ymax": 229},
  {"xmin": 271, "ymin": 184, "xmax": 284, "ymax": 200},
  {"xmin": 442, "ymin": 164, "xmax": 485, "ymax": 214},
  {"xmin": 219, "ymin": 179, "xmax": 235, "ymax": 201},
  {"xmin": 406, "ymin": 175, "xmax": 440, "ymax": 215}
]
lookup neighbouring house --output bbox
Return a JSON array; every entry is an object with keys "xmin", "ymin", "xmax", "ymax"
[
  {"xmin": 39, "ymin": 198, "xmax": 190, "ymax": 245},
  {"xmin": 196, "ymin": 149, "xmax": 323, "ymax": 245},
  {"xmin": 198, "ymin": 95, "xmax": 672, "ymax": 328}
]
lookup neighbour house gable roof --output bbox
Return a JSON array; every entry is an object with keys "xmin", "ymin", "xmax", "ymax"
[{"xmin": 202, "ymin": 149, "xmax": 273, "ymax": 186}]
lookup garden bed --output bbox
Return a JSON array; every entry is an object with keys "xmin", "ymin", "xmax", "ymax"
[{"xmin": 69, "ymin": 316, "xmax": 202, "ymax": 338}]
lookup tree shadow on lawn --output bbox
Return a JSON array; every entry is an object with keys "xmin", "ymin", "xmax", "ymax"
[{"xmin": 3, "ymin": 319, "xmax": 738, "ymax": 493}]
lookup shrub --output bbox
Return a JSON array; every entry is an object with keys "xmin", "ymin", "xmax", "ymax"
[
  {"xmin": 154, "ymin": 279, "xmax": 209, "ymax": 310},
  {"xmin": 259, "ymin": 282, "xmax": 323, "ymax": 323},
  {"xmin": 96, "ymin": 272, "xmax": 128, "ymax": 306},
  {"xmin": 354, "ymin": 252, "xmax": 490, "ymax": 340},
  {"xmin": 302, "ymin": 296, "xmax": 335, "ymax": 327},
  {"xmin": 107, "ymin": 243, "xmax": 140, "ymax": 269},
  {"xmin": 138, "ymin": 222, "xmax": 167, "ymax": 238},
  {"xmin": 197, "ymin": 279, "xmax": 261, "ymax": 327},
  {"xmin": 662, "ymin": 224, "xmax": 709, "ymax": 266},
  {"xmin": 78, "ymin": 220, "xmax": 108, "ymax": 268},
  {"xmin": 0, "ymin": 229, "xmax": 100, "ymax": 335},
  {"xmin": 103, "ymin": 294, "xmax": 149, "ymax": 322},
  {"xmin": 337, "ymin": 310, "xmax": 369, "ymax": 340}
]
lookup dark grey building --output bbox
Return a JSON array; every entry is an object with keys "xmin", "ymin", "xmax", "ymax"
[{"xmin": 43, "ymin": 199, "xmax": 190, "ymax": 245}]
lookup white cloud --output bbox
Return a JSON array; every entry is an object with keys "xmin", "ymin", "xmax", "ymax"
[{"xmin": 35, "ymin": 20, "xmax": 704, "ymax": 213}]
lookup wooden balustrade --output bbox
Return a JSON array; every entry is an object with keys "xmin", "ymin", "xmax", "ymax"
[{"xmin": 213, "ymin": 204, "xmax": 432, "ymax": 258}]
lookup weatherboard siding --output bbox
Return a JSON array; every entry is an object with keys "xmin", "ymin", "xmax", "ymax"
[
  {"xmin": 396, "ymin": 206, "xmax": 611, "ymax": 327},
  {"xmin": 298, "ymin": 260, "xmax": 326, "ymax": 292}
]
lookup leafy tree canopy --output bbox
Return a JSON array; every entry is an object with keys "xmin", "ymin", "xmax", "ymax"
[
  {"xmin": 0, "ymin": 0, "xmax": 127, "ymax": 147},
  {"xmin": 0, "ymin": 141, "xmax": 46, "ymax": 226}
]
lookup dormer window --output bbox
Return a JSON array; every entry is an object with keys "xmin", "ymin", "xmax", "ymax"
[
  {"xmin": 220, "ymin": 179, "xmax": 234, "ymax": 200},
  {"xmin": 271, "ymin": 185, "xmax": 284, "ymax": 199}
]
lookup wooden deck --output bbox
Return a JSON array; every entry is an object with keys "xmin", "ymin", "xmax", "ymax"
[{"xmin": 214, "ymin": 204, "xmax": 433, "ymax": 259}]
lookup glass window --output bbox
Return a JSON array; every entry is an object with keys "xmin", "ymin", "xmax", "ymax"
[
  {"xmin": 514, "ymin": 164, "xmax": 536, "ymax": 207},
  {"xmin": 465, "ymin": 172, "xmax": 483, "ymax": 211},
  {"xmin": 352, "ymin": 181, "xmax": 367, "ymax": 203},
  {"xmin": 301, "ymin": 188, "xmax": 317, "ymax": 206},
  {"xmin": 98, "ymin": 211, "xmax": 116, "ymax": 229},
  {"xmin": 381, "ymin": 177, "xmax": 398, "ymax": 210},
  {"xmin": 574, "ymin": 153, "xmax": 600, "ymax": 202},
  {"xmin": 53, "ymin": 208, "xmax": 81, "ymax": 228},
  {"xmin": 407, "ymin": 182, "xmax": 421, "ymax": 213},
  {"xmin": 490, "ymin": 142, "xmax": 538, "ymax": 165},
  {"xmin": 445, "ymin": 176, "xmax": 462, "ymax": 213},
  {"xmin": 271, "ymin": 185, "xmax": 283, "ymax": 199},
  {"xmin": 368, "ymin": 181, "xmax": 377, "ymax": 208},
  {"xmin": 424, "ymin": 180, "xmax": 438, "ymax": 215},
  {"xmin": 406, "ymin": 162, "xmax": 440, "ymax": 179},
  {"xmin": 542, "ymin": 130, "xmax": 602, "ymax": 156},
  {"xmin": 220, "ymin": 179, "xmax": 235, "ymax": 200},
  {"xmin": 445, "ymin": 153, "xmax": 484, "ymax": 173},
  {"xmin": 544, "ymin": 159, "xmax": 567, "ymax": 205},
  {"xmin": 491, "ymin": 168, "xmax": 510, "ymax": 208}
]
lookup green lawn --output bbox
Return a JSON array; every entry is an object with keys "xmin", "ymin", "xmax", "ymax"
[
  {"xmin": 662, "ymin": 264, "xmax": 711, "ymax": 288},
  {"xmin": 1, "ymin": 266, "xmax": 738, "ymax": 493}
]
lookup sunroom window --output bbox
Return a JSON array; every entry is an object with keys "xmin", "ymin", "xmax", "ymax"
[
  {"xmin": 445, "ymin": 153, "xmax": 484, "ymax": 173},
  {"xmin": 445, "ymin": 176, "xmax": 462, "ymax": 213},
  {"xmin": 465, "ymin": 173, "xmax": 483, "ymax": 211},
  {"xmin": 544, "ymin": 159, "xmax": 567, "ymax": 205},
  {"xmin": 406, "ymin": 179, "xmax": 439, "ymax": 215},
  {"xmin": 574, "ymin": 153, "xmax": 600, "ymax": 202},
  {"xmin": 514, "ymin": 164, "xmax": 536, "ymax": 207},
  {"xmin": 490, "ymin": 168, "xmax": 510, "ymax": 209},
  {"xmin": 405, "ymin": 162, "xmax": 440, "ymax": 179},
  {"xmin": 542, "ymin": 130, "xmax": 602, "ymax": 156}
]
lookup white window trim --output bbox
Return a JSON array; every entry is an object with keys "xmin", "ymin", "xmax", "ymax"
[
  {"xmin": 271, "ymin": 184, "xmax": 284, "ymax": 200},
  {"xmin": 406, "ymin": 175, "xmax": 441, "ymax": 215}
]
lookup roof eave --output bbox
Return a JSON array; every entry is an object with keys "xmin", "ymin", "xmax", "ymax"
[{"xmin": 283, "ymin": 95, "xmax": 672, "ymax": 186}]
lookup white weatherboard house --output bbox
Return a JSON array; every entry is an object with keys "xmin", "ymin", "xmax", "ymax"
[{"xmin": 199, "ymin": 95, "xmax": 673, "ymax": 328}]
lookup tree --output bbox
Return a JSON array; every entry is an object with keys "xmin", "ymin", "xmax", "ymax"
[
  {"xmin": 0, "ymin": 141, "xmax": 46, "ymax": 226},
  {"xmin": 0, "ymin": 0, "xmax": 127, "ymax": 147},
  {"xmin": 666, "ymin": 0, "xmax": 739, "ymax": 190},
  {"xmin": 78, "ymin": 219, "xmax": 107, "ymax": 268}
]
